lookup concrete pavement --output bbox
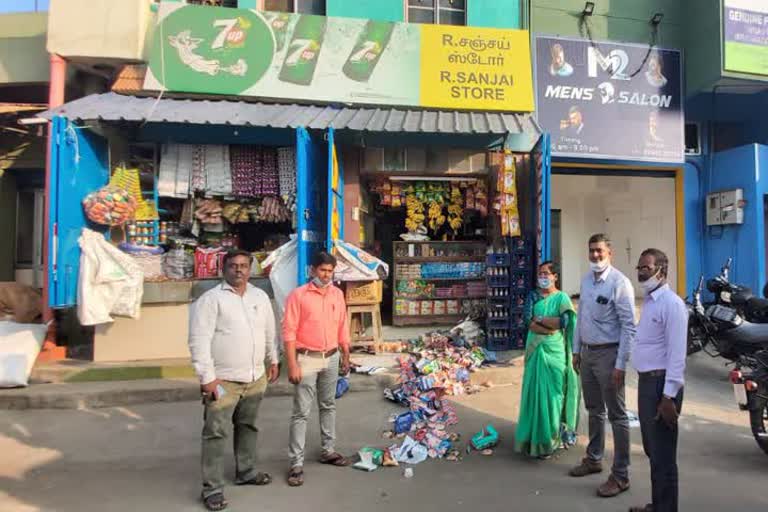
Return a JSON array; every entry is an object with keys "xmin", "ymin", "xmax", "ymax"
[{"xmin": 1, "ymin": 352, "xmax": 767, "ymax": 512}]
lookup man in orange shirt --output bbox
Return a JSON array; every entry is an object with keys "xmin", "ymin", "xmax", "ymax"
[{"xmin": 282, "ymin": 251, "xmax": 352, "ymax": 487}]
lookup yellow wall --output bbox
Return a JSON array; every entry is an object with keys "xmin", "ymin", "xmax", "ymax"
[
  {"xmin": 0, "ymin": 12, "xmax": 49, "ymax": 84},
  {"xmin": 47, "ymin": 0, "xmax": 154, "ymax": 61}
]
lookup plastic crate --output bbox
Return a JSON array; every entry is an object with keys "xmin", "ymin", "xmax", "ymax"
[
  {"xmin": 486, "ymin": 318, "xmax": 510, "ymax": 330},
  {"xmin": 509, "ymin": 312, "xmax": 527, "ymax": 330},
  {"xmin": 486, "ymin": 334, "xmax": 525, "ymax": 352},
  {"xmin": 486, "ymin": 253, "xmax": 511, "ymax": 267},
  {"xmin": 513, "ymin": 253, "xmax": 532, "ymax": 270},
  {"xmin": 511, "ymin": 272, "xmax": 530, "ymax": 291},
  {"xmin": 486, "ymin": 274, "xmax": 510, "ymax": 287},
  {"xmin": 486, "ymin": 300, "xmax": 510, "ymax": 318},
  {"xmin": 509, "ymin": 237, "xmax": 530, "ymax": 255}
]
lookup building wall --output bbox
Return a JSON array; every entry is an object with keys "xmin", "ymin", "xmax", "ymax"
[
  {"xmin": 551, "ymin": 173, "xmax": 678, "ymax": 296},
  {"xmin": 47, "ymin": 0, "xmax": 153, "ymax": 61},
  {"xmin": 698, "ymin": 144, "xmax": 767, "ymax": 297},
  {"xmin": 468, "ymin": 0, "xmax": 521, "ymax": 29},
  {"xmin": 327, "ymin": 0, "xmax": 405, "ymax": 22},
  {"xmin": 0, "ymin": 12, "xmax": 49, "ymax": 84},
  {"xmin": 531, "ymin": 0, "xmax": 684, "ymax": 49}
]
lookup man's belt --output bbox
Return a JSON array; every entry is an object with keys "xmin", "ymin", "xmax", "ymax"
[
  {"xmin": 296, "ymin": 347, "xmax": 338, "ymax": 358},
  {"xmin": 638, "ymin": 369, "xmax": 666, "ymax": 377},
  {"xmin": 583, "ymin": 342, "xmax": 619, "ymax": 351}
]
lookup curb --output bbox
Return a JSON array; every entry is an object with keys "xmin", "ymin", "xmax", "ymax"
[{"xmin": 3, "ymin": 360, "xmax": 521, "ymax": 411}]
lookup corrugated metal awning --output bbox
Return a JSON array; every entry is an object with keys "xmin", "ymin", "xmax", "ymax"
[{"xmin": 39, "ymin": 92, "xmax": 541, "ymax": 137}]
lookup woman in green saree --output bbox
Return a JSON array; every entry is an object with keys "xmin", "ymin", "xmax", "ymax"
[{"xmin": 515, "ymin": 261, "xmax": 580, "ymax": 458}]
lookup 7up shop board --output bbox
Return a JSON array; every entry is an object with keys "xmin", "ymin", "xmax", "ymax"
[{"xmin": 144, "ymin": 3, "xmax": 534, "ymax": 112}]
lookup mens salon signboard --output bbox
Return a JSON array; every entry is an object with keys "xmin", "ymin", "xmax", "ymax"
[
  {"xmin": 534, "ymin": 35, "xmax": 684, "ymax": 163},
  {"xmin": 145, "ymin": 3, "xmax": 535, "ymax": 112}
]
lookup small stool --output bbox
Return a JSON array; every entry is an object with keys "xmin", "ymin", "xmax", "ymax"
[{"xmin": 347, "ymin": 303, "xmax": 383, "ymax": 354}]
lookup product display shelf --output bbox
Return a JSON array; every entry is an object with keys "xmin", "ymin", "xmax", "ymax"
[
  {"xmin": 393, "ymin": 241, "xmax": 487, "ymax": 327},
  {"xmin": 485, "ymin": 237, "xmax": 534, "ymax": 351}
]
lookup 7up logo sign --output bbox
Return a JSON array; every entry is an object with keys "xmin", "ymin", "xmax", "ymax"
[{"xmin": 149, "ymin": 5, "xmax": 275, "ymax": 95}]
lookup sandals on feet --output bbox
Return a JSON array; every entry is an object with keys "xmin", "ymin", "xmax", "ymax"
[
  {"xmin": 629, "ymin": 505, "xmax": 653, "ymax": 512},
  {"xmin": 202, "ymin": 493, "xmax": 228, "ymax": 511},
  {"xmin": 318, "ymin": 452, "xmax": 351, "ymax": 466},
  {"xmin": 237, "ymin": 472, "xmax": 272, "ymax": 486},
  {"xmin": 287, "ymin": 467, "xmax": 304, "ymax": 487}
]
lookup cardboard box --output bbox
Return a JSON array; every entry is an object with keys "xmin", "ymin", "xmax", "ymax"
[{"xmin": 345, "ymin": 280, "xmax": 383, "ymax": 305}]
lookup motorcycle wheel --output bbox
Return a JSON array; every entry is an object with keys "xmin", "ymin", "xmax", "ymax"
[{"xmin": 750, "ymin": 395, "xmax": 768, "ymax": 456}]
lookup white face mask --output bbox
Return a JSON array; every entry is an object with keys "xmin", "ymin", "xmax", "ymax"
[
  {"xmin": 538, "ymin": 277, "xmax": 552, "ymax": 290},
  {"xmin": 639, "ymin": 274, "xmax": 662, "ymax": 295},
  {"xmin": 589, "ymin": 259, "xmax": 609, "ymax": 273}
]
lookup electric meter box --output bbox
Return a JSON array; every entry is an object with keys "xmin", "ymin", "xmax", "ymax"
[{"xmin": 706, "ymin": 189, "xmax": 744, "ymax": 226}]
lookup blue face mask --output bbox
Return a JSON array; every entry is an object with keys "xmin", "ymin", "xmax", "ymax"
[
  {"xmin": 538, "ymin": 277, "xmax": 552, "ymax": 290},
  {"xmin": 312, "ymin": 276, "xmax": 331, "ymax": 288}
]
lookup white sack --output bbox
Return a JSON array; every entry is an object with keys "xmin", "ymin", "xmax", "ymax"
[{"xmin": 78, "ymin": 228, "xmax": 144, "ymax": 326}]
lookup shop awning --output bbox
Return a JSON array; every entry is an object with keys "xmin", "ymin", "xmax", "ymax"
[{"xmin": 39, "ymin": 92, "xmax": 541, "ymax": 137}]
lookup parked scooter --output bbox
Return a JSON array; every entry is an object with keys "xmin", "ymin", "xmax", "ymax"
[{"xmin": 686, "ymin": 262, "xmax": 768, "ymax": 455}]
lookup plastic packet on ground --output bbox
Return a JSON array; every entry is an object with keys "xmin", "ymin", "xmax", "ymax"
[
  {"xmin": 394, "ymin": 436, "xmax": 429, "ymax": 465},
  {"xmin": 353, "ymin": 448, "xmax": 383, "ymax": 472}
]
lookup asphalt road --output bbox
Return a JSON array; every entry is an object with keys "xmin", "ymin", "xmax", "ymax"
[{"xmin": 1, "ymin": 353, "xmax": 767, "ymax": 512}]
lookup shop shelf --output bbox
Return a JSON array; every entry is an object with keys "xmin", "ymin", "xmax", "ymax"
[{"xmin": 397, "ymin": 256, "xmax": 486, "ymax": 263}]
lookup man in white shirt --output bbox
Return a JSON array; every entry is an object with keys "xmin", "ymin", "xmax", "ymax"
[
  {"xmin": 188, "ymin": 250, "xmax": 280, "ymax": 512},
  {"xmin": 630, "ymin": 248, "xmax": 687, "ymax": 512}
]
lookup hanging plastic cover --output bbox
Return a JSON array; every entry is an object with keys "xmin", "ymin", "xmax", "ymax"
[
  {"xmin": 332, "ymin": 240, "xmax": 389, "ymax": 282},
  {"xmin": 77, "ymin": 228, "xmax": 144, "ymax": 325},
  {"xmin": 263, "ymin": 235, "xmax": 298, "ymax": 323}
]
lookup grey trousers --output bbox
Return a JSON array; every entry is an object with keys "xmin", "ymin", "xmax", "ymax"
[
  {"xmin": 288, "ymin": 351, "xmax": 340, "ymax": 468},
  {"xmin": 201, "ymin": 376, "xmax": 267, "ymax": 499},
  {"xmin": 580, "ymin": 344, "xmax": 630, "ymax": 481}
]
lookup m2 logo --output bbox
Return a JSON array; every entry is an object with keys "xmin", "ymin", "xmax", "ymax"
[{"xmin": 587, "ymin": 47, "xmax": 630, "ymax": 81}]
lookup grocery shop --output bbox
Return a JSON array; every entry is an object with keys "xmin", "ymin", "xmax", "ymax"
[{"xmin": 40, "ymin": 3, "xmax": 551, "ymax": 359}]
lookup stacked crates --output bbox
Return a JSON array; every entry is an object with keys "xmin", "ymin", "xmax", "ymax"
[{"xmin": 485, "ymin": 237, "xmax": 534, "ymax": 351}]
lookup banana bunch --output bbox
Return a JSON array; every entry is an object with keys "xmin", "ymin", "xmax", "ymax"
[
  {"xmin": 428, "ymin": 201, "xmax": 446, "ymax": 232},
  {"xmin": 447, "ymin": 184, "xmax": 464, "ymax": 233},
  {"xmin": 405, "ymin": 194, "xmax": 426, "ymax": 233}
]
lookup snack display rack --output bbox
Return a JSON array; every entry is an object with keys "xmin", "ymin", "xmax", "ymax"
[{"xmin": 393, "ymin": 241, "xmax": 487, "ymax": 326}]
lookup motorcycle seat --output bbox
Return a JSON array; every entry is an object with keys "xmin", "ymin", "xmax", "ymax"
[{"xmin": 746, "ymin": 297, "xmax": 768, "ymax": 323}]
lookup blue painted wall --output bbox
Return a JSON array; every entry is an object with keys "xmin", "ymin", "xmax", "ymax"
[
  {"xmin": 468, "ymin": 0, "xmax": 521, "ymax": 29},
  {"xmin": 697, "ymin": 144, "xmax": 767, "ymax": 296}
]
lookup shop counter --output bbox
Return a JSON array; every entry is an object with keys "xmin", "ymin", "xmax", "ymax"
[{"xmin": 93, "ymin": 277, "xmax": 277, "ymax": 362}]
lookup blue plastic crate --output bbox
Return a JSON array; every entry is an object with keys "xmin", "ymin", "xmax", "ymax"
[
  {"xmin": 486, "ymin": 253, "xmax": 511, "ymax": 267},
  {"xmin": 511, "ymin": 272, "xmax": 530, "ymax": 290},
  {"xmin": 486, "ymin": 318, "xmax": 510, "ymax": 330},
  {"xmin": 486, "ymin": 274, "xmax": 510, "ymax": 287}
]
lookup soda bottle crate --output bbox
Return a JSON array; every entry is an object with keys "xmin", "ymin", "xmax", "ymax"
[
  {"xmin": 486, "ymin": 253, "xmax": 511, "ymax": 267},
  {"xmin": 485, "ymin": 331, "xmax": 526, "ymax": 351},
  {"xmin": 486, "ymin": 274, "xmax": 510, "ymax": 287}
]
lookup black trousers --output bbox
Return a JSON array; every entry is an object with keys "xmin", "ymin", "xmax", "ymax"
[{"xmin": 638, "ymin": 373, "xmax": 683, "ymax": 512}]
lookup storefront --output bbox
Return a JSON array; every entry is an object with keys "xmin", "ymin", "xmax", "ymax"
[
  {"xmin": 39, "ymin": 3, "xmax": 549, "ymax": 360},
  {"xmin": 533, "ymin": 35, "xmax": 687, "ymax": 296}
]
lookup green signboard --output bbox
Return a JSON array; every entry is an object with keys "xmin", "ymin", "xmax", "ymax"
[
  {"xmin": 723, "ymin": 0, "xmax": 768, "ymax": 77},
  {"xmin": 144, "ymin": 3, "xmax": 535, "ymax": 112}
]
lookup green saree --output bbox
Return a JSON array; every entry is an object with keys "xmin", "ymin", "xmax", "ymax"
[{"xmin": 514, "ymin": 290, "xmax": 580, "ymax": 457}]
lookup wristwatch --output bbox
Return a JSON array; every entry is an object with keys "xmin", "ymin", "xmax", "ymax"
[{"xmin": 535, "ymin": 315, "xmax": 543, "ymax": 325}]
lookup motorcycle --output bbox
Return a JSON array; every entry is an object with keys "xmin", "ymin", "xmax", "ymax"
[{"xmin": 686, "ymin": 263, "xmax": 768, "ymax": 455}]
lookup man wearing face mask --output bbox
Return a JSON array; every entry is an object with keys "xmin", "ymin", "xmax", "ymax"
[
  {"xmin": 570, "ymin": 234, "xmax": 637, "ymax": 499},
  {"xmin": 629, "ymin": 249, "xmax": 687, "ymax": 512},
  {"xmin": 282, "ymin": 251, "xmax": 351, "ymax": 487}
]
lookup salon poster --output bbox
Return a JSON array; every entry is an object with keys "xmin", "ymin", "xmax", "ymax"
[{"xmin": 534, "ymin": 35, "xmax": 684, "ymax": 163}]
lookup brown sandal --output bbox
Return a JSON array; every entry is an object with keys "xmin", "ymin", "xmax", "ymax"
[
  {"xmin": 287, "ymin": 467, "xmax": 304, "ymax": 487},
  {"xmin": 629, "ymin": 505, "xmax": 653, "ymax": 512},
  {"xmin": 319, "ymin": 452, "xmax": 352, "ymax": 466},
  {"xmin": 237, "ymin": 472, "xmax": 272, "ymax": 486}
]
